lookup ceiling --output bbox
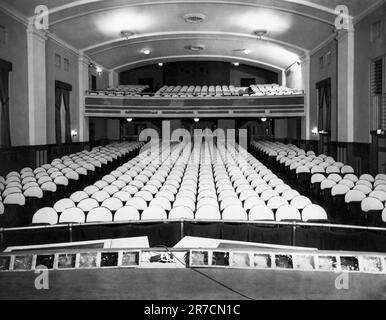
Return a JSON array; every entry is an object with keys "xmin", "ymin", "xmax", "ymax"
[{"xmin": 0, "ymin": 0, "xmax": 380, "ymax": 72}]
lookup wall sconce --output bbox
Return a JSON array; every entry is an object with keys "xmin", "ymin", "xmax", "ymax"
[
  {"xmin": 318, "ymin": 130, "xmax": 330, "ymax": 136},
  {"xmin": 142, "ymin": 49, "xmax": 151, "ymax": 55},
  {"xmin": 71, "ymin": 129, "xmax": 78, "ymax": 138},
  {"xmin": 311, "ymin": 127, "xmax": 318, "ymax": 135},
  {"xmin": 376, "ymin": 129, "xmax": 385, "ymax": 135},
  {"xmin": 96, "ymin": 66, "xmax": 103, "ymax": 75}
]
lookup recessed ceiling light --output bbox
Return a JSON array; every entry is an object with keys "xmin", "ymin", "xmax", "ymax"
[
  {"xmin": 158, "ymin": 62, "xmax": 163, "ymax": 67},
  {"xmin": 233, "ymin": 62, "xmax": 239, "ymax": 66},
  {"xmin": 143, "ymin": 49, "xmax": 151, "ymax": 55},
  {"xmin": 96, "ymin": 66, "xmax": 103, "ymax": 74},
  {"xmin": 185, "ymin": 45, "xmax": 205, "ymax": 51},
  {"xmin": 183, "ymin": 13, "xmax": 206, "ymax": 23}
]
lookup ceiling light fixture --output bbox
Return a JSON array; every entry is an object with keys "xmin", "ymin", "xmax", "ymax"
[
  {"xmin": 261, "ymin": 118, "xmax": 267, "ymax": 122},
  {"xmin": 185, "ymin": 45, "xmax": 205, "ymax": 51},
  {"xmin": 183, "ymin": 13, "xmax": 206, "ymax": 24},
  {"xmin": 127, "ymin": 118, "xmax": 133, "ymax": 122},
  {"xmin": 243, "ymin": 49, "xmax": 251, "ymax": 55},
  {"xmin": 120, "ymin": 30, "xmax": 134, "ymax": 39},
  {"xmin": 233, "ymin": 62, "xmax": 239, "ymax": 66},
  {"xmin": 254, "ymin": 30, "xmax": 268, "ymax": 40},
  {"xmin": 143, "ymin": 49, "xmax": 151, "ymax": 55},
  {"xmin": 158, "ymin": 62, "xmax": 163, "ymax": 67},
  {"xmin": 194, "ymin": 118, "xmax": 200, "ymax": 123}
]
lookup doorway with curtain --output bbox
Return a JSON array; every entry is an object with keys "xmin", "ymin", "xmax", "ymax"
[
  {"xmin": 0, "ymin": 59, "xmax": 12, "ymax": 148},
  {"xmin": 55, "ymin": 81, "xmax": 72, "ymax": 145},
  {"xmin": 316, "ymin": 78, "xmax": 331, "ymax": 155}
]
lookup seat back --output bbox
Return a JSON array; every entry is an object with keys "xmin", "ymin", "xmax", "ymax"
[
  {"xmin": 59, "ymin": 207, "xmax": 85, "ymax": 223},
  {"xmin": 87, "ymin": 207, "xmax": 113, "ymax": 222},
  {"xmin": 276, "ymin": 205, "xmax": 301, "ymax": 221},
  {"xmin": 32, "ymin": 208, "xmax": 58, "ymax": 225},
  {"xmin": 114, "ymin": 206, "xmax": 140, "ymax": 221}
]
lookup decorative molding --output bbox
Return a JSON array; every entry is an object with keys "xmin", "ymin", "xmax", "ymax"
[
  {"xmin": 0, "ymin": 0, "xmax": 28, "ymax": 26},
  {"xmin": 354, "ymin": 0, "xmax": 386, "ymax": 25},
  {"xmin": 46, "ymin": 31, "xmax": 82, "ymax": 56},
  {"xmin": 309, "ymin": 34, "xmax": 336, "ymax": 56},
  {"xmin": 26, "ymin": 22, "xmax": 48, "ymax": 41},
  {"xmin": 48, "ymin": 1, "xmax": 336, "ymax": 27}
]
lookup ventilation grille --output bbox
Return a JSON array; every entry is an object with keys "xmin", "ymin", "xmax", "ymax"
[{"xmin": 183, "ymin": 13, "xmax": 206, "ymax": 23}]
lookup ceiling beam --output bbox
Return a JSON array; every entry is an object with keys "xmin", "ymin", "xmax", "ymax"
[{"xmin": 83, "ymin": 31, "xmax": 308, "ymax": 55}]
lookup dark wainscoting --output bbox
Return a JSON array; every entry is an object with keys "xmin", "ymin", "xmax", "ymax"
[{"xmin": 0, "ymin": 141, "xmax": 108, "ymax": 176}]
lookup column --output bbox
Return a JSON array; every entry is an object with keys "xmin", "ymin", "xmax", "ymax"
[
  {"xmin": 109, "ymin": 70, "xmax": 119, "ymax": 87},
  {"xmin": 78, "ymin": 53, "xmax": 90, "ymax": 142},
  {"xmin": 27, "ymin": 23, "xmax": 47, "ymax": 145},
  {"xmin": 337, "ymin": 27, "xmax": 355, "ymax": 143},
  {"xmin": 300, "ymin": 54, "xmax": 311, "ymax": 141}
]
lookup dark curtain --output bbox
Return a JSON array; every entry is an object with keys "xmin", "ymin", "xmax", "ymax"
[
  {"xmin": 317, "ymin": 79, "xmax": 331, "ymax": 132},
  {"xmin": 324, "ymin": 82, "xmax": 331, "ymax": 132},
  {"xmin": 62, "ymin": 88, "xmax": 72, "ymax": 143},
  {"xmin": 55, "ymin": 81, "xmax": 72, "ymax": 145},
  {"xmin": 55, "ymin": 86, "xmax": 62, "ymax": 144},
  {"xmin": 0, "ymin": 59, "xmax": 12, "ymax": 148},
  {"xmin": 317, "ymin": 84, "xmax": 325, "ymax": 131}
]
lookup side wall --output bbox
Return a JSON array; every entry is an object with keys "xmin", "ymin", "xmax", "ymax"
[{"xmin": 0, "ymin": 12, "xmax": 29, "ymax": 146}]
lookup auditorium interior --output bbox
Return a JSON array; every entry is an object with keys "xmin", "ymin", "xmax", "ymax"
[{"xmin": 0, "ymin": 0, "xmax": 386, "ymax": 300}]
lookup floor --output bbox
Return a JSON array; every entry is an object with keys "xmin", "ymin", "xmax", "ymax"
[{"xmin": 0, "ymin": 268, "xmax": 385, "ymax": 300}]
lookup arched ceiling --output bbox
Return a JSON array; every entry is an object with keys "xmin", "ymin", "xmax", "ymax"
[{"xmin": 0, "ymin": 0, "xmax": 379, "ymax": 72}]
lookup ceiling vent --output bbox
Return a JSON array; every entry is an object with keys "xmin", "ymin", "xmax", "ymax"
[
  {"xmin": 183, "ymin": 13, "xmax": 206, "ymax": 23},
  {"xmin": 185, "ymin": 44, "xmax": 205, "ymax": 51}
]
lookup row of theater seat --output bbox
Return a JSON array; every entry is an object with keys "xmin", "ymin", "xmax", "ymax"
[
  {"xmin": 88, "ymin": 85, "xmax": 149, "ymax": 97},
  {"xmin": 251, "ymin": 140, "xmax": 386, "ymax": 226},
  {"xmin": 153, "ymin": 84, "xmax": 302, "ymax": 97},
  {"xmin": 31, "ymin": 139, "xmax": 328, "ymax": 225},
  {"xmin": 250, "ymin": 84, "xmax": 302, "ymax": 96},
  {"xmin": 0, "ymin": 142, "xmax": 144, "ymax": 227}
]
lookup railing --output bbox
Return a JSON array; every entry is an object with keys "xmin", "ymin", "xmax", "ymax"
[
  {"xmin": 85, "ymin": 94, "xmax": 305, "ymax": 118},
  {"xmin": 2, "ymin": 219, "xmax": 386, "ymax": 253}
]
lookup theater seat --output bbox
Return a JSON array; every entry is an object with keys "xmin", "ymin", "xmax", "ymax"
[
  {"xmin": 195, "ymin": 205, "xmax": 221, "ymax": 220},
  {"xmin": 275, "ymin": 205, "xmax": 301, "ymax": 222},
  {"xmin": 141, "ymin": 206, "xmax": 167, "ymax": 220},
  {"xmin": 248, "ymin": 205, "xmax": 274, "ymax": 221},
  {"xmin": 361, "ymin": 197, "xmax": 384, "ymax": 226},
  {"xmin": 114, "ymin": 206, "xmax": 140, "ymax": 221},
  {"xmin": 32, "ymin": 207, "xmax": 58, "ymax": 225},
  {"xmin": 87, "ymin": 207, "xmax": 113, "ymax": 223},
  {"xmin": 168, "ymin": 207, "xmax": 194, "ymax": 219},
  {"xmin": 222, "ymin": 206, "xmax": 248, "ymax": 220},
  {"xmin": 59, "ymin": 207, "xmax": 85, "ymax": 224},
  {"xmin": 301, "ymin": 204, "xmax": 328, "ymax": 222}
]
